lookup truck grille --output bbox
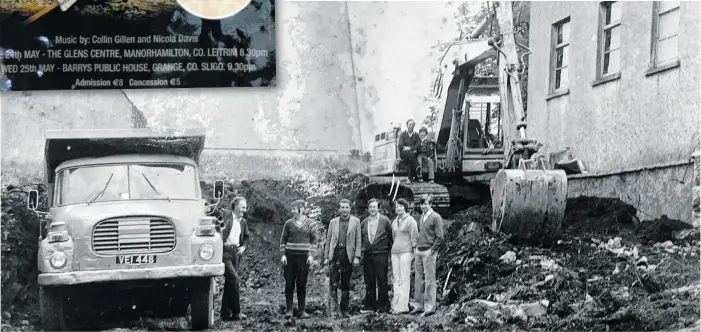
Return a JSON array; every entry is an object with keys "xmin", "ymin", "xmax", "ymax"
[{"xmin": 92, "ymin": 218, "xmax": 176, "ymax": 255}]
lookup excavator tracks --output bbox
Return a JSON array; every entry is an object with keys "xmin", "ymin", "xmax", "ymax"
[{"xmin": 355, "ymin": 176, "xmax": 450, "ymax": 217}]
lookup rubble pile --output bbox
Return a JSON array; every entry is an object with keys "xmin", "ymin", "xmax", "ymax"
[
  {"xmin": 2, "ymin": 172, "xmax": 699, "ymax": 331},
  {"xmin": 434, "ymin": 197, "xmax": 700, "ymax": 331}
]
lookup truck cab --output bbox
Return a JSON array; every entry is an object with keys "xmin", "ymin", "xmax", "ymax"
[{"xmin": 27, "ymin": 128, "xmax": 224, "ymax": 331}]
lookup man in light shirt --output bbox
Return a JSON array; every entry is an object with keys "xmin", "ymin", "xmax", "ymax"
[
  {"xmin": 412, "ymin": 195, "xmax": 444, "ymax": 317},
  {"xmin": 360, "ymin": 199, "xmax": 393, "ymax": 313},
  {"xmin": 220, "ymin": 196, "xmax": 250, "ymax": 321}
]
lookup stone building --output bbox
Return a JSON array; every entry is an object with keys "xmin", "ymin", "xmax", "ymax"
[{"xmin": 527, "ymin": 1, "xmax": 700, "ymax": 225}]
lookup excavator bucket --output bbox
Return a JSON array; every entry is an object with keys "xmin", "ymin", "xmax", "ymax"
[{"xmin": 491, "ymin": 168, "xmax": 568, "ymax": 243}]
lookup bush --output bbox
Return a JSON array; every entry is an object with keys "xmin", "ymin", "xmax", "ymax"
[{"xmin": 1, "ymin": 184, "xmax": 47, "ymax": 320}]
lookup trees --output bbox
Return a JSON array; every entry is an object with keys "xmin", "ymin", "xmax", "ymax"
[{"xmin": 423, "ymin": 1, "xmax": 531, "ymax": 128}]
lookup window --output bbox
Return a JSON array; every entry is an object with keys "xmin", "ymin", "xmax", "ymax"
[
  {"xmin": 598, "ymin": 2, "xmax": 622, "ymax": 76},
  {"xmin": 651, "ymin": 1, "xmax": 680, "ymax": 67},
  {"xmin": 56, "ymin": 163, "xmax": 199, "ymax": 206},
  {"xmin": 550, "ymin": 18, "xmax": 571, "ymax": 92}
]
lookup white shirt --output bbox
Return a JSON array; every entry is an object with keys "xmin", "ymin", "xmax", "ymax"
[
  {"xmin": 368, "ymin": 215, "xmax": 379, "ymax": 243},
  {"xmin": 421, "ymin": 209, "xmax": 434, "ymax": 224},
  {"xmin": 226, "ymin": 215, "xmax": 242, "ymax": 246}
]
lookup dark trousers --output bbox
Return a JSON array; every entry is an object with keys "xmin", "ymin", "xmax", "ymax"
[
  {"xmin": 362, "ymin": 252, "xmax": 390, "ymax": 312},
  {"xmin": 284, "ymin": 254, "xmax": 310, "ymax": 312},
  {"xmin": 330, "ymin": 248, "xmax": 353, "ymax": 312},
  {"xmin": 221, "ymin": 245, "xmax": 241, "ymax": 316},
  {"xmin": 400, "ymin": 150, "xmax": 419, "ymax": 180}
]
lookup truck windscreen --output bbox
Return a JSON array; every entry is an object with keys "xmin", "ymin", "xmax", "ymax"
[{"xmin": 55, "ymin": 163, "xmax": 199, "ymax": 206}]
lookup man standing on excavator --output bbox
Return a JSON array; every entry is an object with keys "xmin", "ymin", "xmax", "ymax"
[{"xmin": 399, "ymin": 119, "xmax": 421, "ymax": 183}]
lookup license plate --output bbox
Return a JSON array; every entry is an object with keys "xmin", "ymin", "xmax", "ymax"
[
  {"xmin": 115, "ymin": 255, "xmax": 156, "ymax": 265},
  {"xmin": 485, "ymin": 162, "xmax": 502, "ymax": 170}
]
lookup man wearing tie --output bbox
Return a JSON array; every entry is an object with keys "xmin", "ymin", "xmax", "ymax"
[{"xmin": 360, "ymin": 199, "xmax": 393, "ymax": 313}]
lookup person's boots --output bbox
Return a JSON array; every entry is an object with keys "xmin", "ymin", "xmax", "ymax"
[
  {"xmin": 340, "ymin": 290, "xmax": 350, "ymax": 317},
  {"xmin": 329, "ymin": 288, "xmax": 339, "ymax": 316},
  {"xmin": 285, "ymin": 299, "xmax": 294, "ymax": 318},
  {"xmin": 298, "ymin": 305, "xmax": 310, "ymax": 318},
  {"xmin": 298, "ymin": 299, "xmax": 310, "ymax": 318}
]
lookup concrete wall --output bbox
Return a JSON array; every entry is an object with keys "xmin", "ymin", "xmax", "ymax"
[
  {"xmin": 1, "ymin": 91, "xmax": 135, "ymax": 164},
  {"xmin": 568, "ymin": 162, "xmax": 695, "ymax": 224},
  {"xmin": 527, "ymin": 1, "xmax": 700, "ymax": 172}
]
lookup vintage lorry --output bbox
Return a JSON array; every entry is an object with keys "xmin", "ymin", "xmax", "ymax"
[{"xmin": 27, "ymin": 128, "xmax": 225, "ymax": 330}]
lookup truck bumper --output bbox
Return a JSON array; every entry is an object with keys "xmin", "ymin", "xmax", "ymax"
[{"xmin": 38, "ymin": 263, "xmax": 224, "ymax": 286}]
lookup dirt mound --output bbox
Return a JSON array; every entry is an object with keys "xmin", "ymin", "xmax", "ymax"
[
  {"xmin": 638, "ymin": 215, "xmax": 695, "ymax": 244},
  {"xmin": 563, "ymin": 196, "xmax": 638, "ymax": 235},
  {"xmin": 434, "ymin": 196, "xmax": 700, "ymax": 331}
]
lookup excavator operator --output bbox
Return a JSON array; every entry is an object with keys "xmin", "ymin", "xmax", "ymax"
[{"xmin": 398, "ymin": 119, "xmax": 421, "ymax": 183}]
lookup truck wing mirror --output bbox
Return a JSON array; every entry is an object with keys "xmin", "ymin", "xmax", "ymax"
[
  {"xmin": 213, "ymin": 180, "xmax": 224, "ymax": 199},
  {"xmin": 28, "ymin": 190, "xmax": 39, "ymax": 211}
]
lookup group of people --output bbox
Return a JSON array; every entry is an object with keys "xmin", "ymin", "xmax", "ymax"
[
  {"xmin": 399, "ymin": 119, "xmax": 436, "ymax": 183},
  {"xmin": 215, "ymin": 194, "xmax": 445, "ymax": 321}
]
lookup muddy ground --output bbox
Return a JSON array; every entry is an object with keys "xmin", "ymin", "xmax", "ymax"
[{"xmin": 1, "ymin": 170, "xmax": 700, "ymax": 331}]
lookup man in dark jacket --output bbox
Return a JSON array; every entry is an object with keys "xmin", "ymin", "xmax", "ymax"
[
  {"xmin": 218, "ymin": 196, "xmax": 250, "ymax": 321},
  {"xmin": 398, "ymin": 119, "xmax": 421, "ymax": 182},
  {"xmin": 323, "ymin": 199, "xmax": 362, "ymax": 317},
  {"xmin": 360, "ymin": 198, "xmax": 393, "ymax": 313}
]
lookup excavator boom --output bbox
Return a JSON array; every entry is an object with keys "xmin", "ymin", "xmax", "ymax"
[{"xmin": 489, "ymin": 1, "xmax": 568, "ymax": 244}]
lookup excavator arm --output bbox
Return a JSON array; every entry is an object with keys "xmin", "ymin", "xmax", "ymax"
[
  {"xmin": 491, "ymin": 2, "xmax": 545, "ymax": 170},
  {"xmin": 434, "ymin": 1, "xmax": 568, "ymax": 244},
  {"xmin": 489, "ymin": 1, "xmax": 569, "ymax": 244}
]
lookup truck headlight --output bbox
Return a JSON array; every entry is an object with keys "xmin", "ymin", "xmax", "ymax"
[
  {"xmin": 199, "ymin": 244, "xmax": 214, "ymax": 261},
  {"xmin": 50, "ymin": 252, "xmax": 67, "ymax": 269}
]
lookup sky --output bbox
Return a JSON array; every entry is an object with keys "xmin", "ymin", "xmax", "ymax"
[{"xmin": 349, "ymin": 1, "xmax": 466, "ymax": 141}]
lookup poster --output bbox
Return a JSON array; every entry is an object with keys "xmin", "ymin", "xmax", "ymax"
[{"xmin": 0, "ymin": 0, "xmax": 276, "ymax": 91}]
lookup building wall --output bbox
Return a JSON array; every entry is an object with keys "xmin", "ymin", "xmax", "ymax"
[
  {"xmin": 568, "ymin": 163, "xmax": 694, "ymax": 224},
  {"xmin": 1, "ymin": 1, "xmax": 462, "ymax": 176},
  {"xmin": 1, "ymin": 1, "xmax": 363, "ymax": 171},
  {"xmin": 527, "ymin": 1, "xmax": 700, "ymax": 172},
  {"xmin": 527, "ymin": 1, "xmax": 700, "ymax": 224}
]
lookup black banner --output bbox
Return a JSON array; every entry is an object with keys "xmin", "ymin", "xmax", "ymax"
[{"xmin": 0, "ymin": 0, "xmax": 276, "ymax": 91}]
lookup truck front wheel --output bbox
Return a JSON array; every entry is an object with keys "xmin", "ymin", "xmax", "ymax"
[
  {"xmin": 39, "ymin": 285, "xmax": 66, "ymax": 331},
  {"xmin": 189, "ymin": 277, "xmax": 214, "ymax": 330}
]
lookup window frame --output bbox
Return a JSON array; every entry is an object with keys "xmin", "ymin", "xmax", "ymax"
[
  {"xmin": 648, "ymin": 1, "xmax": 681, "ymax": 75},
  {"xmin": 549, "ymin": 17, "xmax": 571, "ymax": 95},
  {"xmin": 596, "ymin": 1, "xmax": 622, "ymax": 79}
]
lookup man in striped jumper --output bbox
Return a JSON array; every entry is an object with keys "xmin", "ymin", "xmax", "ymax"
[{"xmin": 280, "ymin": 200, "xmax": 318, "ymax": 318}]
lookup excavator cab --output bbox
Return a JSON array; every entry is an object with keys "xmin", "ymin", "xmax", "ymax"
[{"xmin": 461, "ymin": 76, "xmax": 505, "ymax": 174}]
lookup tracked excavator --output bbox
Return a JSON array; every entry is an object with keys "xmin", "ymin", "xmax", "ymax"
[{"xmin": 355, "ymin": 1, "xmax": 568, "ymax": 241}]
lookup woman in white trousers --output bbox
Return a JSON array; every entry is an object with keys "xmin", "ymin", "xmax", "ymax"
[{"xmin": 390, "ymin": 198, "xmax": 419, "ymax": 314}]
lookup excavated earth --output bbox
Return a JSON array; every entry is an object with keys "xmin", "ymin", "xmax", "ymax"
[{"xmin": 1, "ymin": 170, "xmax": 699, "ymax": 331}]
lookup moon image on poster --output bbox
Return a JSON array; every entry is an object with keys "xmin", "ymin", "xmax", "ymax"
[{"xmin": 176, "ymin": 0, "xmax": 251, "ymax": 20}]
